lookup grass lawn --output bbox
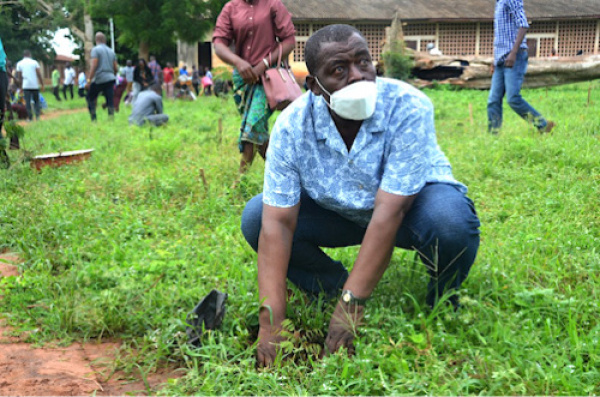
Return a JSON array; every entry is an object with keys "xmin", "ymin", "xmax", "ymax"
[{"xmin": 1, "ymin": 81, "xmax": 599, "ymax": 395}]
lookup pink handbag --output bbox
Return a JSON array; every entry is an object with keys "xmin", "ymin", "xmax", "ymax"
[{"xmin": 261, "ymin": 44, "xmax": 302, "ymax": 111}]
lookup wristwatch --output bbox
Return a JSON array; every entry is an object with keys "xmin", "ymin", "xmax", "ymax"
[{"xmin": 341, "ymin": 290, "xmax": 369, "ymax": 306}]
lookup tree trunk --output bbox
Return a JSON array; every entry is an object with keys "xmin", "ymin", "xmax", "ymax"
[
  {"xmin": 139, "ymin": 41, "xmax": 150, "ymax": 62},
  {"xmin": 83, "ymin": 13, "xmax": 94, "ymax": 72},
  {"xmin": 68, "ymin": 8, "xmax": 94, "ymax": 72}
]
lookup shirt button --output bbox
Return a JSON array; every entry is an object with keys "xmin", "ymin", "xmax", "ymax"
[
  {"xmin": 348, "ymin": 159, "xmax": 354, "ymax": 165},
  {"xmin": 247, "ymin": 46, "xmax": 251, "ymax": 49},
  {"xmin": 249, "ymin": 17, "xmax": 253, "ymax": 20},
  {"xmin": 358, "ymin": 184, "xmax": 364, "ymax": 190}
]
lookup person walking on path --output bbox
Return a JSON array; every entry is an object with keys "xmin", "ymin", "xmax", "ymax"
[
  {"xmin": 78, "ymin": 68, "xmax": 87, "ymax": 98},
  {"xmin": 148, "ymin": 56, "xmax": 162, "ymax": 85},
  {"xmin": 62, "ymin": 62, "xmax": 76, "ymax": 100},
  {"xmin": 15, "ymin": 50, "xmax": 44, "ymax": 122},
  {"xmin": 487, "ymin": 0, "xmax": 555, "ymax": 134},
  {"xmin": 85, "ymin": 32, "xmax": 118, "ymax": 121},
  {"xmin": 123, "ymin": 60, "xmax": 134, "ymax": 104},
  {"xmin": 191, "ymin": 65, "xmax": 200, "ymax": 96},
  {"xmin": 128, "ymin": 83, "xmax": 169, "ymax": 127},
  {"xmin": 213, "ymin": 0, "xmax": 296, "ymax": 184},
  {"xmin": 202, "ymin": 66, "xmax": 213, "ymax": 96},
  {"xmin": 163, "ymin": 62, "xmax": 175, "ymax": 99},
  {"xmin": 51, "ymin": 66, "xmax": 62, "ymax": 102}
]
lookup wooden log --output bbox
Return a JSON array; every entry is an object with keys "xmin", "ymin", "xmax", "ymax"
[{"xmin": 411, "ymin": 53, "xmax": 600, "ymax": 90}]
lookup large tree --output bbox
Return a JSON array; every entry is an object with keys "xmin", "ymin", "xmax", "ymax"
[
  {"xmin": 0, "ymin": 2, "xmax": 57, "ymax": 62},
  {"xmin": 0, "ymin": 0, "xmax": 95, "ymax": 69},
  {"xmin": 90, "ymin": 0, "xmax": 227, "ymax": 60}
]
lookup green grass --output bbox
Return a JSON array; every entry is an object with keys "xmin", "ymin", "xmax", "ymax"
[
  {"xmin": 1, "ymin": 81, "xmax": 599, "ymax": 395},
  {"xmin": 40, "ymin": 87, "xmax": 89, "ymax": 111}
]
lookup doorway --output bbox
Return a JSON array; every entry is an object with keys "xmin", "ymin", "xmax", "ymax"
[{"xmin": 198, "ymin": 42, "xmax": 213, "ymax": 70}]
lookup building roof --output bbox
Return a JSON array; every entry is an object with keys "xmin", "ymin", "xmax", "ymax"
[
  {"xmin": 54, "ymin": 54, "xmax": 76, "ymax": 62},
  {"xmin": 284, "ymin": 0, "xmax": 600, "ymax": 22}
]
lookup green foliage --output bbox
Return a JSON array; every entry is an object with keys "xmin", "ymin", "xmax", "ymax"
[
  {"xmin": 3, "ymin": 121, "xmax": 26, "ymax": 140},
  {"xmin": 0, "ymin": 3, "xmax": 57, "ymax": 61},
  {"xmin": 381, "ymin": 14, "xmax": 414, "ymax": 81},
  {"xmin": 212, "ymin": 66, "xmax": 232, "ymax": 82},
  {"xmin": 90, "ymin": 0, "xmax": 228, "ymax": 55},
  {"xmin": 382, "ymin": 50, "xmax": 414, "ymax": 81},
  {"xmin": 1, "ymin": 81, "xmax": 600, "ymax": 395}
]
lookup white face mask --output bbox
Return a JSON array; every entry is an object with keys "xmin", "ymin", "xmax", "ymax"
[{"xmin": 315, "ymin": 78, "xmax": 378, "ymax": 121}]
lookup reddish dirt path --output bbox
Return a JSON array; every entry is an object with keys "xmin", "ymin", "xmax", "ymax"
[
  {"xmin": 15, "ymin": 108, "xmax": 88, "ymax": 126},
  {"xmin": 0, "ymin": 253, "xmax": 179, "ymax": 396}
]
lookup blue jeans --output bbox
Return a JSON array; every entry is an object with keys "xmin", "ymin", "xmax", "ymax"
[
  {"xmin": 487, "ymin": 49, "xmax": 547, "ymax": 132},
  {"xmin": 24, "ymin": 89, "xmax": 40, "ymax": 121},
  {"xmin": 241, "ymin": 183, "xmax": 481, "ymax": 307}
]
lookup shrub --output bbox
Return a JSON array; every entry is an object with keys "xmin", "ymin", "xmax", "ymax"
[{"xmin": 382, "ymin": 50, "xmax": 414, "ymax": 81}]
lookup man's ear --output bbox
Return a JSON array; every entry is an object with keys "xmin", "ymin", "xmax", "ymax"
[{"xmin": 305, "ymin": 75, "xmax": 322, "ymax": 96}]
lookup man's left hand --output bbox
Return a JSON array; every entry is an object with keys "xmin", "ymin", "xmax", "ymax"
[
  {"xmin": 325, "ymin": 301, "xmax": 365, "ymax": 355},
  {"xmin": 505, "ymin": 52, "xmax": 517, "ymax": 68},
  {"xmin": 85, "ymin": 82, "xmax": 91, "ymax": 90}
]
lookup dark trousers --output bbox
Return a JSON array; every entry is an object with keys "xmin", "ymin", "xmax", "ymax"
[
  {"xmin": 63, "ymin": 83, "xmax": 74, "ymax": 100},
  {"xmin": 78, "ymin": 87, "xmax": 86, "ymax": 98},
  {"xmin": 242, "ymin": 183, "xmax": 481, "ymax": 307},
  {"xmin": 53, "ymin": 86, "xmax": 62, "ymax": 101},
  {"xmin": 23, "ymin": 89, "xmax": 40, "ymax": 121},
  {"xmin": 87, "ymin": 80, "xmax": 115, "ymax": 121}
]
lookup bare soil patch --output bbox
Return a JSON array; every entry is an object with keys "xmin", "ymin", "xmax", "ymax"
[
  {"xmin": 15, "ymin": 108, "xmax": 87, "ymax": 126},
  {"xmin": 0, "ymin": 252, "xmax": 179, "ymax": 396}
]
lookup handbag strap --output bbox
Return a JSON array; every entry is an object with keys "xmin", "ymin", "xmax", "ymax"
[
  {"xmin": 277, "ymin": 43, "xmax": 283, "ymax": 67},
  {"xmin": 267, "ymin": 43, "xmax": 285, "ymax": 69}
]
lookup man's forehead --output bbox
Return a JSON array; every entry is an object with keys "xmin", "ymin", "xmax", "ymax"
[{"xmin": 319, "ymin": 34, "xmax": 369, "ymax": 57}]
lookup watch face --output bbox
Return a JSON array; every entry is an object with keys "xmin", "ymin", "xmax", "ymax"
[{"xmin": 342, "ymin": 292, "xmax": 351, "ymax": 303}]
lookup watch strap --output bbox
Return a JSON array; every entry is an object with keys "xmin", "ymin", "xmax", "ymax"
[{"xmin": 341, "ymin": 289, "xmax": 369, "ymax": 306}]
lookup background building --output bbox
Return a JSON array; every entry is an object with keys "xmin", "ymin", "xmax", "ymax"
[{"xmin": 182, "ymin": 0, "xmax": 600, "ymax": 78}]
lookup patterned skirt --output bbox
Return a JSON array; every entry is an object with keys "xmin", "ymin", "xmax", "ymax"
[{"xmin": 233, "ymin": 69, "xmax": 273, "ymax": 152}]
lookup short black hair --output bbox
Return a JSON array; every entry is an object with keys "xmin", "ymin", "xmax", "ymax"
[{"xmin": 304, "ymin": 24, "xmax": 364, "ymax": 74}]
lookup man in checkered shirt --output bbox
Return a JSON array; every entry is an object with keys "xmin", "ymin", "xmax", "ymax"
[{"xmin": 488, "ymin": 0, "xmax": 555, "ymax": 134}]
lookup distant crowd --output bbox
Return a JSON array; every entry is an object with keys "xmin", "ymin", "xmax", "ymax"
[{"xmin": 0, "ymin": 37, "xmax": 220, "ymax": 126}]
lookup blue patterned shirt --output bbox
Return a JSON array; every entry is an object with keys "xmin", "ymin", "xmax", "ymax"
[
  {"xmin": 263, "ymin": 77, "xmax": 466, "ymax": 227},
  {"xmin": 494, "ymin": 0, "xmax": 530, "ymax": 65}
]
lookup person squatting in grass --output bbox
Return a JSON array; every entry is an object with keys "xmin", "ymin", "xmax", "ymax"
[
  {"xmin": 240, "ymin": 24, "xmax": 481, "ymax": 367},
  {"xmin": 487, "ymin": 0, "xmax": 555, "ymax": 134},
  {"xmin": 128, "ymin": 83, "xmax": 169, "ymax": 127},
  {"xmin": 212, "ymin": 0, "xmax": 296, "ymax": 185},
  {"xmin": 85, "ymin": 32, "xmax": 118, "ymax": 121}
]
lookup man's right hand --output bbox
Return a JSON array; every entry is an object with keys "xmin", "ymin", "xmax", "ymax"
[
  {"xmin": 256, "ymin": 325, "xmax": 285, "ymax": 367},
  {"xmin": 236, "ymin": 59, "xmax": 259, "ymax": 85}
]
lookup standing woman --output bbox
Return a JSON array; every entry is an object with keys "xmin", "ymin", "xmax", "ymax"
[
  {"xmin": 213, "ymin": 0, "xmax": 295, "ymax": 180},
  {"xmin": 132, "ymin": 59, "xmax": 153, "ymax": 104}
]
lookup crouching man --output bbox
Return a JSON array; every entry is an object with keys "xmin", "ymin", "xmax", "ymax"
[
  {"xmin": 241, "ymin": 24, "xmax": 481, "ymax": 366},
  {"xmin": 128, "ymin": 83, "xmax": 169, "ymax": 127}
]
